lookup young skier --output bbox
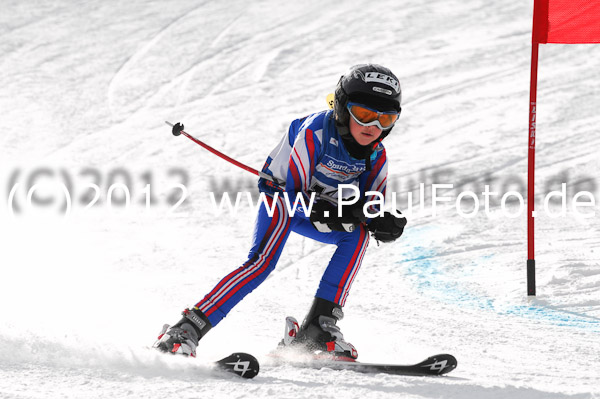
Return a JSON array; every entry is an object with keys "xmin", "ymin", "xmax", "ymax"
[{"xmin": 155, "ymin": 64, "xmax": 406, "ymax": 359}]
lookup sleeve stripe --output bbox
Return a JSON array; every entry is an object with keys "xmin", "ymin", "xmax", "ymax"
[
  {"xmin": 293, "ymin": 147, "xmax": 308, "ymax": 188},
  {"xmin": 365, "ymin": 159, "xmax": 387, "ymax": 191},
  {"xmin": 375, "ymin": 176, "xmax": 387, "ymax": 194},
  {"xmin": 285, "ymin": 124, "xmax": 322, "ymax": 195},
  {"xmin": 365, "ymin": 149, "xmax": 387, "ymax": 191},
  {"xmin": 367, "ymin": 177, "xmax": 387, "ymax": 200},
  {"xmin": 288, "ymin": 156, "xmax": 302, "ymax": 190},
  {"xmin": 304, "ymin": 129, "xmax": 316, "ymax": 192}
]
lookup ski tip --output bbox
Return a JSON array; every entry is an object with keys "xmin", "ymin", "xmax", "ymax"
[
  {"xmin": 417, "ymin": 354, "xmax": 457, "ymax": 375},
  {"xmin": 215, "ymin": 352, "xmax": 260, "ymax": 379}
]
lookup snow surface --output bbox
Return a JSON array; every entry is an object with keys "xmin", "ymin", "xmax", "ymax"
[{"xmin": 1, "ymin": 0, "xmax": 600, "ymax": 398}]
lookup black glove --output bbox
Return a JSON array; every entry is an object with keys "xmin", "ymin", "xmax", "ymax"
[
  {"xmin": 310, "ymin": 198, "xmax": 366, "ymax": 233},
  {"xmin": 367, "ymin": 210, "xmax": 406, "ymax": 242}
]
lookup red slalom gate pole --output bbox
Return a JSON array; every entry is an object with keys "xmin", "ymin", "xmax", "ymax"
[{"xmin": 527, "ymin": 43, "xmax": 539, "ymax": 296}]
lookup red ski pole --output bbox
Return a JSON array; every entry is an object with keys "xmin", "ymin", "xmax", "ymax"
[
  {"xmin": 165, "ymin": 121, "xmax": 346, "ymax": 207},
  {"xmin": 165, "ymin": 121, "xmax": 285, "ymax": 187}
]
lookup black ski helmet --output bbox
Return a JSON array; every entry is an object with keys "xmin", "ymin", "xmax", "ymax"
[{"xmin": 333, "ymin": 64, "xmax": 402, "ymax": 140}]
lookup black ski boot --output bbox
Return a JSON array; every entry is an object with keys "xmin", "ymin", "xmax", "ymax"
[
  {"xmin": 154, "ymin": 308, "xmax": 212, "ymax": 357},
  {"xmin": 288, "ymin": 297, "xmax": 358, "ymax": 360}
]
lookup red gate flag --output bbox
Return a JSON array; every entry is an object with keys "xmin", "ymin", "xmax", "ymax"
[{"xmin": 533, "ymin": 0, "xmax": 600, "ymax": 43}]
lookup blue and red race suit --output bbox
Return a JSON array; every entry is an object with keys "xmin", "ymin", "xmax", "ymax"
[{"xmin": 195, "ymin": 110, "xmax": 388, "ymax": 326}]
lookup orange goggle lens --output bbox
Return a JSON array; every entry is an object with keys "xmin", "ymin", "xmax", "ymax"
[{"xmin": 347, "ymin": 103, "xmax": 399, "ymax": 129}]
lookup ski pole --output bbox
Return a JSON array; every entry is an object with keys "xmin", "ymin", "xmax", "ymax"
[
  {"xmin": 166, "ymin": 122, "xmax": 381, "ymax": 237},
  {"xmin": 165, "ymin": 121, "xmax": 342, "ymax": 205},
  {"xmin": 165, "ymin": 121, "xmax": 286, "ymax": 187}
]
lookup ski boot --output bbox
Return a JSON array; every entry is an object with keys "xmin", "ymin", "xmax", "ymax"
[
  {"xmin": 154, "ymin": 308, "xmax": 212, "ymax": 357},
  {"xmin": 285, "ymin": 297, "xmax": 358, "ymax": 360}
]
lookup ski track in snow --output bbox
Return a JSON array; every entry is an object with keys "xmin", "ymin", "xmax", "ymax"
[{"xmin": 1, "ymin": 0, "xmax": 600, "ymax": 398}]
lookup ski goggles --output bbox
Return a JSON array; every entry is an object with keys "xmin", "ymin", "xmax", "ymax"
[{"xmin": 347, "ymin": 102, "xmax": 400, "ymax": 130}]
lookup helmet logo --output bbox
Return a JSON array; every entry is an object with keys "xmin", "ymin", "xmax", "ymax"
[
  {"xmin": 372, "ymin": 86, "xmax": 392, "ymax": 95},
  {"xmin": 363, "ymin": 72, "xmax": 399, "ymax": 92}
]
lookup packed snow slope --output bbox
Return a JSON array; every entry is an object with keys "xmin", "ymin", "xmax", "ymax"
[{"xmin": 1, "ymin": 0, "xmax": 599, "ymax": 398}]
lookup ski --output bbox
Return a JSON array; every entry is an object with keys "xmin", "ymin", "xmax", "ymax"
[
  {"xmin": 271, "ymin": 352, "xmax": 457, "ymax": 376},
  {"xmin": 275, "ymin": 316, "xmax": 456, "ymax": 376},
  {"xmin": 214, "ymin": 352, "xmax": 260, "ymax": 379},
  {"xmin": 304, "ymin": 353, "xmax": 456, "ymax": 376}
]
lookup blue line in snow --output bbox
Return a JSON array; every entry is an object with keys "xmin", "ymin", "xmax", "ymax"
[{"xmin": 402, "ymin": 239, "xmax": 600, "ymax": 333}]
